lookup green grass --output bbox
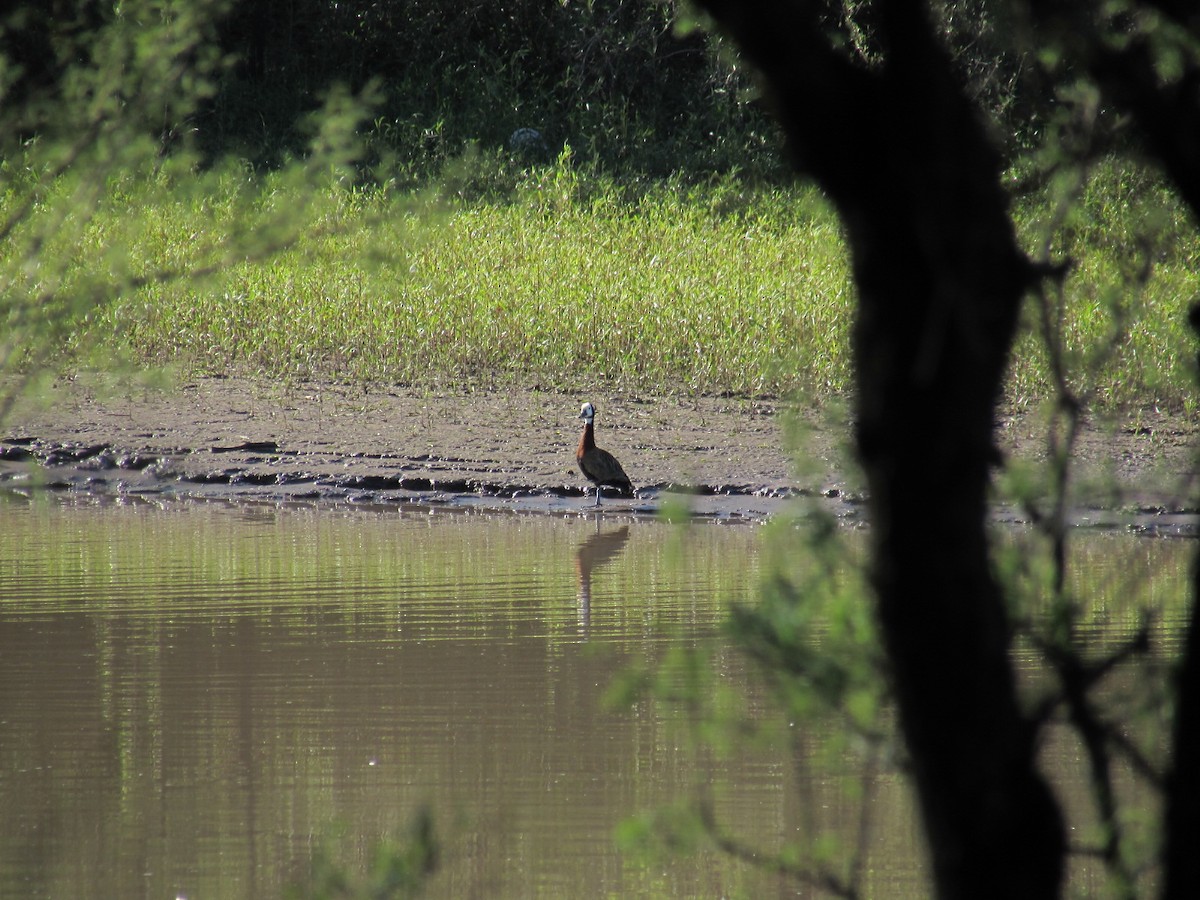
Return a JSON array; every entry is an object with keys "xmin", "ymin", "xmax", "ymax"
[
  {"xmin": 69, "ymin": 154, "xmax": 1200, "ymax": 409},
  {"xmin": 1007, "ymin": 156, "xmax": 1200, "ymax": 411},
  {"xmin": 97, "ymin": 165, "xmax": 853, "ymax": 397}
]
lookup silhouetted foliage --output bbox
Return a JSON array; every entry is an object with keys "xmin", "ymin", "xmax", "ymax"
[
  {"xmin": 203, "ymin": 0, "xmax": 781, "ymax": 176},
  {"xmin": 692, "ymin": 1, "xmax": 1200, "ymax": 897},
  {"xmin": 0, "ymin": 0, "xmax": 372, "ymax": 418}
]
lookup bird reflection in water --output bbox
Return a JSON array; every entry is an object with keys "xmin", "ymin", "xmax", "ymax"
[{"xmin": 574, "ymin": 519, "xmax": 630, "ymax": 637}]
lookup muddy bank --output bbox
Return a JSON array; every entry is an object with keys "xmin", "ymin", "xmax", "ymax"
[{"xmin": 2, "ymin": 376, "xmax": 1197, "ymax": 530}]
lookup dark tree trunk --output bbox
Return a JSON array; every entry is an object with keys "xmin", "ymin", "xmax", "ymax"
[
  {"xmin": 1163, "ymin": 558, "xmax": 1200, "ymax": 898},
  {"xmin": 695, "ymin": 1, "xmax": 1066, "ymax": 895},
  {"xmin": 1109, "ymin": 47, "xmax": 1200, "ymax": 892},
  {"xmin": 1021, "ymin": 9, "xmax": 1200, "ymax": 894}
]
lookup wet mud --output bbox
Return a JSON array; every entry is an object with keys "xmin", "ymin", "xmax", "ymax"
[
  {"xmin": 2, "ymin": 376, "xmax": 1197, "ymax": 531},
  {"xmin": 0, "ymin": 431, "xmax": 841, "ymax": 521}
]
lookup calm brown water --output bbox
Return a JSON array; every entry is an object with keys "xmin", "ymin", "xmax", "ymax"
[{"xmin": 0, "ymin": 497, "xmax": 1191, "ymax": 898}]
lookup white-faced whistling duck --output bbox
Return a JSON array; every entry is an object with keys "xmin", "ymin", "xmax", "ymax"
[{"xmin": 576, "ymin": 401, "xmax": 633, "ymax": 507}]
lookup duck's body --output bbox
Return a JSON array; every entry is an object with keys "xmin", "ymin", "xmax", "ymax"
[{"xmin": 576, "ymin": 402, "xmax": 632, "ymax": 506}]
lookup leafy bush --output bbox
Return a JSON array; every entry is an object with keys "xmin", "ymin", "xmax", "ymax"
[{"xmin": 206, "ymin": 0, "xmax": 784, "ymax": 179}]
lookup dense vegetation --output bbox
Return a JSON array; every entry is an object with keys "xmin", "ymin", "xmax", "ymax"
[
  {"xmin": 209, "ymin": 0, "xmax": 783, "ymax": 178},
  {"xmin": 68, "ymin": 154, "xmax": 1200, "ymax": 410},
  {"xmin": 90, "ymin": 169, "xmax": 852, "ymax": 397},
  {"xmin": 2, "ymin": 0, "xmax": 777, "ymax": 179},
  {"xmin": 5, "ymin": 1, "xmax": 1197, "ymax": 412}
]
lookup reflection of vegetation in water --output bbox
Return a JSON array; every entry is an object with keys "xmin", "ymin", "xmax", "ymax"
[
  {"xmin": 0, "ymin": 499, "xmax": 754, "ymax": 626},
  {"xmin": 293, "ymin": 807, "xmax": 438, "ymax": 900},
  {"xmin": 0, "ymin": 497, "xmax": 772, "ymax": 898},
  {"xmin": 610, "ymin": 509, "xmax": 898, "ymax": 894},
  {"xmin": 2, "ymin": 497, "xmax": 1190, "ymax": 896},
  {"xmin": 1000, "ymin": 530, "xmax": 1193, "ymax": 645},
  {"xmin": 1001, "ymin": 528, "xmax": 1188, "ymax": 895},
  {"xmin": 614, "ymin": 504, "xmax": 1192, "ymax": 896}
]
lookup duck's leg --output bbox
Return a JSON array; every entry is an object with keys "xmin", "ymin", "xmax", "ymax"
[{"xmin": 594, "ymin": 484, "xmax": 603, "ymax": 507}]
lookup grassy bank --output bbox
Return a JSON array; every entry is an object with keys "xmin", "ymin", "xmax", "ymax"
[{"xmin": 75, "ymin": 157, "xmax": 1200, "ymax": 409}]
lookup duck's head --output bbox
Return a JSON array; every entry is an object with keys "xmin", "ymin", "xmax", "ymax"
[{"xmin": 578, "ymin": 401, "xmax": 596, "ymax": 422}]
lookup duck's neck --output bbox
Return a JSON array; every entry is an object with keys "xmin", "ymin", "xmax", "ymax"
[{"xmin": 580, "ymin": 420, "xmax": 595, "ymax": 451}]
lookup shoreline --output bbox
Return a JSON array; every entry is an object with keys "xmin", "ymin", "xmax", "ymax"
[{"xmin": 2, "ymin": 376, "xmax": 1197, "ymax": 531}]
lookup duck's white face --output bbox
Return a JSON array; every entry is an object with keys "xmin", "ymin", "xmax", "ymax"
[{"xmin": 579, "ymin": 402, "xmax": 595, "ymax": 421}]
